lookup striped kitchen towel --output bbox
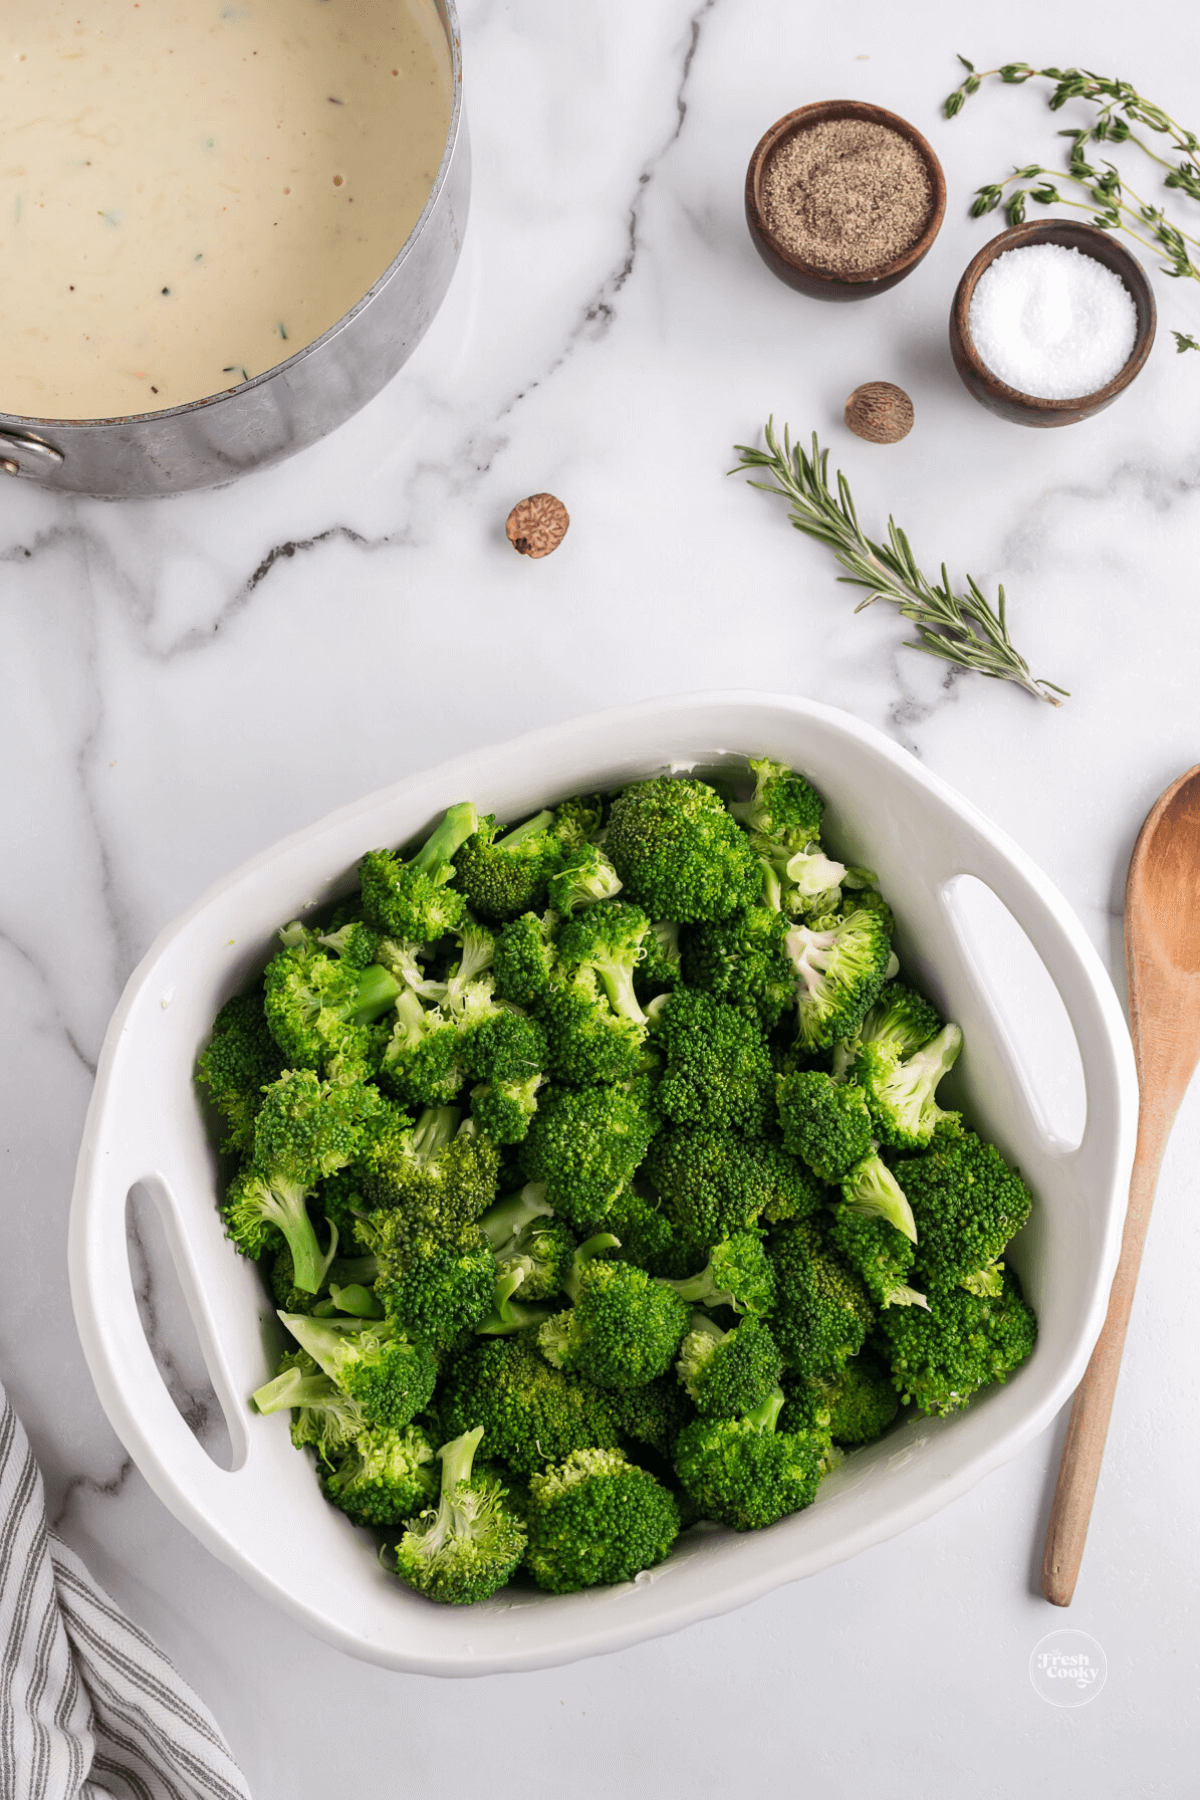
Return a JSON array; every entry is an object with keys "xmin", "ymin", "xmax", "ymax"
[{"xmin": 0, "ymin": 1380, "xmax": 252, "ymax": 1800}]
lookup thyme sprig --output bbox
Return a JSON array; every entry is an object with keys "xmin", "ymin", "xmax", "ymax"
[
  {"xmin": 945, "ymin": 58, "xmax": 1200, "ymax": 351},
  {"xmin": 732, "ymin": 420, "xmax": 1067, "ymax": 707}
]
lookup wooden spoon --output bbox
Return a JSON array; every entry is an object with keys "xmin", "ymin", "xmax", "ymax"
[{"xmin": 1042, "ymin": 765, "xmax": 1200, "ymax": 1605}]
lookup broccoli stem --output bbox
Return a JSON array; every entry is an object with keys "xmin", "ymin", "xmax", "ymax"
[
  {"xmin": 251, "ymin": 1366, "xmax": 333, "ymax": 1414},
  {"xmin": 327, "ymin": 1283, "xmax": 385, "ymax": 1319},
  {"xmin": 346, "ymin": 963, "xmax": 402, "ymax": 1022},
  {"xmin": 596, "ymin": 959, "xmax": 648, "ymax": 1027},
  {"xmin": 495, "ymin": 810, "xmax": 555, "ymax": 850},
  {"xmin": 475, "ymin": 1266, "xmax": 548, "ymax": 1335},
  {"xmin": 479, "ymin": 1183, "xmax": 554, "ymax": 1252},
  {"xmin": 279, "ymin": 1311, "xmax": 370, "ymax": 1379},
  {"xmin": 438, "ymin": 1425, "xmax": 485, "ymax": 1493},
  {"xmin": 261, "ymin": 1175, "xmax": 339, "ymax": 1293},
  {"xmin": 412, "ymin": 1106, "xmax": 461, "ymax": 1162},
  {"xmin": 744, "ymin": 1387, "xmax": 785, "ymax": 1433},
  {"xmin": 412, "ymin": 803, "xmax": 479, "ymax": 877}
]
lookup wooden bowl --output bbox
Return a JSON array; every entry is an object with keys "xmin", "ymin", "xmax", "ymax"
[
  {"xmin": 949, "ymin": 220, "xmax": 1156, "ymax": 427},
  {"xmin": 745, "ymin": 100, "xmax": 946, "ymax": 301}
]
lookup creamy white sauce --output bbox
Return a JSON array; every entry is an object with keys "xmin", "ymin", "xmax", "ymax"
[{"xmin": 0, "ymin": 0, "xmax": 452, "ymax": 419}]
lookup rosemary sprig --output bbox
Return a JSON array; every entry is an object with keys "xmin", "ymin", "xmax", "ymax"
[
  {"xmin": 945, "ymin": 58, "xmax": 1200, "ymax": 350},
  {"xmin": 732, "ymin": 420, "xmax": 1067, "ymax": 707}
]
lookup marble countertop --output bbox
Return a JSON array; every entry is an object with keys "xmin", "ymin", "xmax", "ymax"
[{"xmin": 4, "ymin": 0, "xmax": 1199, "ymax": 1791}]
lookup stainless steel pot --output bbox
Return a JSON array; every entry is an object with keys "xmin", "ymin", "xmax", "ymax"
[{"xmin": 0, "ymin": 0, "xmax": 468, "ymax": 501}]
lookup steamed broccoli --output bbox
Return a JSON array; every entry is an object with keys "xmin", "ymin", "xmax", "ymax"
[
  {"xmin": 769, "ymin": 1219, "xmax": 875, "ymax": 1377},
  {"xmin": 492, "ymin": 911, "xmax": 560, "ymax": 1008},
  {"xmin": 827, "ymin": 1207, "xmax": 927, "ymax": 1310},
  {"xmin": 675, "ymin": 1314, "xmax": 783, "ymax": 1419},
  {"xmin": 452, "ymin": 811, "xmax": 566, "ymax": 920},
  {"xmin": 644, "ymin": 1128, "xmax": 821, "ymax": 1254},
  {"xmin": 674, "ymin": 1388, "xmax": 829, "ymax": 1531},
  {"xmin": 784, "ymin": 908, "xmax": 893, "ymax": 1050},
  {"xmin": 605, "ymin": 777, "xmax": 762, "ymax": 922},
  {"xmin": 524, "ymin": 1448, "xmax": 680, "ymax": 1593},
  {"xmin": 664, "ymin": 1231, "xmax": 776, "ymax": 1317},
  {"xmin": 853, "ymin": 1023, "xmax": 963, "ymax": 1150},
  {"xmin": 195, "ymin": 988, "xmax": 284, "ymax": 1155},
  {"xmin": 357, "ymin": 1105, "xmax": 499, "ymax": 1235},
  {"xmin": 897, "ymin": 1132, "xmax": 1034, "ymax": 1294},
  {"xmin": 279, "ymin": 1313, "xmax": 439, "ymax": 1429},
  {"xmin": 262, "ymin": 931, "xmax": 400, "ymax": 1079},
  {"xmin": 653, "ymin": 988, "xmax": 775, "ymax": 1136},
  {"xmin": 359, "ymin": 803, "xmax": 479, "ymax": 942},
  {"xmin": 728, "ymin": 757, "xmax": 825, "ymax": 853},
  {"xmin": 469, "ymin": 1071, "xmax": 545, "ymax": 1144},
  {"xmin": 221, "ymin": 1070, "xmax": 384, "ymax": 1292},
  {"xmin": 840, "ymin": 1152, "xmax": 918, "ymax": 1245},
  {"xmin": 840, "ymin": 982, "xmax": 944, "ymax": 1066},
  {"xmin": 321, "ymin": 1423, "xmax": 438, "ymax": 1525},
  {"xmin": 474, "ymin": 1265, "xmax": 550, "ymax": 1336},
  {"xmin": 680, "ymin": 905, "xmax": 795, "ymax": 1029},
  {"xmin": 537, "ymin": 972, "xmax": 647, "ymax": 1085},
  {"xmin": 361, "ymin": 1215, "xmax": 496, "ymax": 1349},
  {"xmin": 606, "ymin": 1371, "xmax": 694, "ymax": 1457},
  {"xmin": 538, "ymin": 1236, "xmax": 691, "ymax": 1391},
  {"xmin": 555, "ymin": 901, "xmax": 654, "ymax": 1027},
  {"xmin": 251, "ymin": 1349, "xmax": 366, "ymax": 1457},
  {"xmin": 478, "ymin": 1185, "xmax": 575, "ymax": 1299},
  {"xmin": 439, "ymin": 1333, "xmax": 623, "ymax": 1475},
  {"xmin": 520, "ymin": 1081, "xmax": 658, "ymax": 1226},
  {"xmin": 781, "ymin": 1349, "xmax": 899, "ymax": 1445},
  {"xmin": 776, "ymin": 1069, "xmax": 873, "ymax": 1183},
  {"xmin": 637, "ymin": 920, "xmax": 683, "ymax": 998},
  {"xmin": 585, "ymin": 1186, "xmax": 691, "ymax": 1279},
  {"xmin": 547, "ymin": 844, "xmax": 624, "ymax": 915},
  {"xmin": 391, "ymin": 1428, "xmax": 526, "ymax": 1605},
  {"xmin": 877, "ymin": 1268, "xmax": 1037, "ymax": 1416}
]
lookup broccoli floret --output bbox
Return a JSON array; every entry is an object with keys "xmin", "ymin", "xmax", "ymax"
[
  {"xmin": 776, "ymin": 1069, "xmax": 873, "ymax": 1182},
  {"xmin": 377, "ymin": 987, "xmax": 472, "ymax": 1105},
  {"xmin": 478, "ymin": 1185, "xmax": 575, "ymax": 1298},
  {"xmin": 520, "ymin": 1081, "xmax": 658, "ymax": 1226},
  {"xmin": 653, "ymin": 989, "xmax": 775, "ymax": 1136},
  {"xmin": 877, "ymin": 1268, "xmax": 1037, "ymax": 1416},
  {"xmin": 262, "ymin": 934, "xmax": 400, "ymax": 1079},
  {"xmin": 784, "ymin": 908, "xmax": 893, "ymax": 1050},
  {"xmin": 680, "ymin": 906, "xmax": 795, "ymax": 1029},
  {"xmin": 364, "ymin": 1218, "xmax": 497, "ymax": 1349},
  {"xmin": 840, "ymin": 1152, "xmax": 918, "ymax": 1244},
  {"xmin": 537, "ymin": 974, "xmax": 647, "ymax": 1085},
  {"xmin": 538, "ymin": 1236, "xmax": 691, "ymax": 1391},
  {"xmin": 853, "ymin": 1023, "xmax": 963, "ymax": 1150},
  {"xmin": 391, "ymin": 1428, "xmax": 526, "ymax": 1605},
  {"xmin": 321, "ymin": 1423, "xmax": 438, "ymax": 1525},
  {"xmin": 220, "ymin": 1071, "xmax": 384, "ymax": 1292},
  {"xmin": 551, "ymin": 793, "xmax": 607, "ymax": 846},
  {"xmin": 644, "ymin": 1128, "xmax": 820, "ymax": 1254},
  {"xmin": 547, "ymin": 844, "xmax": 624, "ymax": 915},
  {"xmin": 827, "ymin": 1207, "xmax": 927, "ymax": 1310},
  {"xmin": 585, "ymin": 1186, "xmax": 691, "ymax": 1279},
  {"xmin": 473, "ymin": 1265, "xmax": 550, "ymax": 1336},
  {"xmin": 524, "ymin": 1448, "xmax": 680, "ymax": 1593},
  {"xmin": 728, "ymin": 757, "xmax": 825, "ymax": 852},
  {"xmin": 664, "ymin": 1231, "xmax": 776, "ymax": 1316},
  {"xmin": 896, "ymin": 1132, "xmax": 1034, "ymax": 1293},
  {"xmin": 452, "ymin": 811, "xmax": 566, "ymax": 920},
  {"xmin": 251, "ymin": 1349, "xmax": 367, "ymax": 1457},
  {"xmin": 469, "ymin": 1071, "xmax": 545, "ymax": 1145},
  {"xmin": 278, "ymin": 1313, "xmax": 439, "ymax": 1429},
  {"xmin": 439, "ymin": 1334, "xmax": 623, "ymax": 1475},
  {"xmin": 673, "ymin": 1388, "xmax": 829, "ymax": 1531},
  {"xmin": 605, "ymin": 778, "xmax": 762, "ymax": 923},
  {"xmin": 357, "ymin": 1105, "xmax": 499, "ymax": 1236},
  {"xmin": 844, "ymin": 982, "xmax": 944, "ymax": 1063},
  {"xmin": 769, "ymin": 1219, "xmax": 875, "ymax": 1377},
  {"xmin": 607, "ymin": 1372, "xmax": 694, "ymax": 1457},
  {"xmin": 493, "ymin": 911, "xmax": 560, "ymax": 1008},
  {"xmin": 781, "ymin": 1349, "xmax": 899, "ymax": 1445},
  {"xmin": 777, "ymin": 844, "xmax": 848, "ymax": 920},
  {"xmin": 676, "ymin": 1314, "xmax": 783, "ymax": 1419},
  {"xmin": 636, "ymin": 920, "xmax": 683, "ymax": 1001},
  {"xmin": 359, "ymin": 803, "xmax": 479, "ymax": 942},
  {"xmin": 195, "ymin": 988, "xmax": 284, "ymax": 1155},
  {"xmin": 555, "ymin": 901, "xmax": 654, "ymax": 1026}
]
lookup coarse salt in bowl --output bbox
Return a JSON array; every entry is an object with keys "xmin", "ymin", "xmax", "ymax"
[{"xmin": 969, "ymin": 243, "xmax": 1138, "ymax": 400}]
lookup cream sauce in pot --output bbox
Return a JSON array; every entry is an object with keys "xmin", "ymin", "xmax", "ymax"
[{"xmin": 1, "ymin": 0, "xmax": 452, "ymax": 419}]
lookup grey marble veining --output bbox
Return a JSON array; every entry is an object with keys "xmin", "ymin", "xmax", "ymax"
[{"xmin": 3, "ymin": 0, "xmax": 1200, "ymax": 1792}]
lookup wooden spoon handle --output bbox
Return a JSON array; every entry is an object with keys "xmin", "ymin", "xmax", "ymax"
[{"xmin": 1041, "ymin": 1132, "xmax": 1162, "ymax": 1605}]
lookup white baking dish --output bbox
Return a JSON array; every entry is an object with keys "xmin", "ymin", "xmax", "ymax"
[{"xmin": 68, "ymin": 692, "xmax": 1137, "ymax": 1675}]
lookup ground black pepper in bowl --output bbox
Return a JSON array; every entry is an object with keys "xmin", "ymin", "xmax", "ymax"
[{"xmin": 745, "ymin": 100, "xmax": 946, "ymax": 301}]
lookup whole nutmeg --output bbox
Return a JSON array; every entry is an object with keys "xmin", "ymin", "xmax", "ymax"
[
  {"xmin": 844, "ymin": 382, "xmax": 914, "ymax": 445},
  {"xmin": 505, "ymin": 493, "xmax": 570, "ymax": 558}
]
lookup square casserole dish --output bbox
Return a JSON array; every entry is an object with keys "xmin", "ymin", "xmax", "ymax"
[{"xmin": 69, "ymin": 691, "xmax": 1137, "ymax": 1674}]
